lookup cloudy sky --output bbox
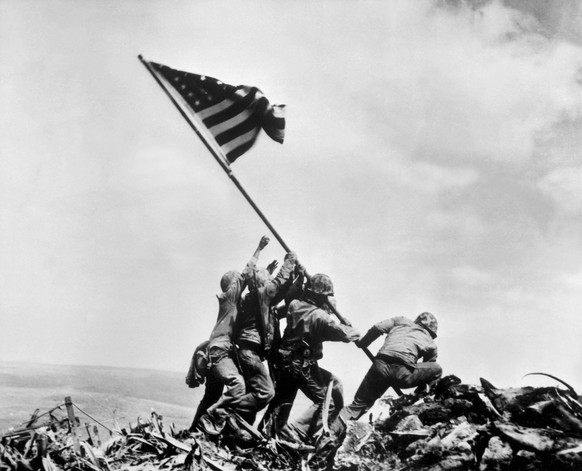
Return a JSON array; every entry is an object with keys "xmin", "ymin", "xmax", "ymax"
[{"xmin": 1, "ymin": 0, "xmax": 581, "ymax": 398}]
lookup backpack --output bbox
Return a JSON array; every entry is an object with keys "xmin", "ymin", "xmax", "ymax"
[{"xmin": 185, "ymin": 340, "xmax": 210, "ymax": 388}]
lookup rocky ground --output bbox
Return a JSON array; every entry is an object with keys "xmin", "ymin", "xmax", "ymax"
[{"xmin": 2, "ymin": 375, "xmax": 582, "ymax": 470}]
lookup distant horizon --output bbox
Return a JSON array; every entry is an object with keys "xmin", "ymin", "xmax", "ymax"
[{"xmin": 0, "ymin": 359, "xmax": 187, "ymax": 375}]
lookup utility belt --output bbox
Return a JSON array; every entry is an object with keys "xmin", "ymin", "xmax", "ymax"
[
  {"xmin": 276, "ymin": 340, "xmax": 316, "ymax": 369},
  {"xmin": 376, "ymin": 354, "xmax": 415, "ymax": 370},
  {"xmin": 236, "ymin": 339, "xmax": 267, "ymax": 360},
  {"xmin": 236, "ymin": 339, "xmax": 264, "ymax": 353},
  {"xmin": 207, "ymin": 346, "xmax": 234, "ymax": 368}
]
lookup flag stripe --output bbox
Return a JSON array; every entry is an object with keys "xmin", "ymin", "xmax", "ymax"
[
  {"xmin": 197, "ymin": 87, "xmax": 250, "ymax": 118},
  {"xmin": 202, "ymin": 88, "xmax": 259, "ymax": 129},
  {"xmin": 207, "ymin": 106, "xmax": 256, "ymax": 136},
  {"xmin": 215, "ymin": 113, "xmax": 262, "ymax": 146},
  {"xmin": 220, "ymin": 129, "xmax": 256, "ymax": 154},
  {"xmin": 225, "ymin": 141, "xmax": 255, "ymax": 163},
  {"xmin": 197, "ymin": 98, "xmax": 233, "ymax": 120},
  {"xmin": 222, "ymin": 129, "xmax": 259, "ymax": 159}
]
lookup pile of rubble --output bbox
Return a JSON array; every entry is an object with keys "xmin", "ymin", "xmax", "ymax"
[
  {"xmin": 2, "ymin": 375, "xmax": 582, "ymax": 471},
  {"xmin": 0, "ymin": 401, "xmax": 308, "ymax": 471},
  {"xmin": 337, "ymin": 374, "xmax": 582, "ymax": 470}
]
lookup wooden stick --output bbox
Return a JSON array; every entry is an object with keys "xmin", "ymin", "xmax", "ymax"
[{"xmin": 64, "ymin": 396, "xmax": 80, "ymax": 453}]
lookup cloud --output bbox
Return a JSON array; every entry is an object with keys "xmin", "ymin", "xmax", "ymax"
[
  {"xmin": 538, "ymin": 166, "xmax": 582, "ymax": 214},
  {"xmin": 561, "ymin": 271, "xmax": 582, "ymax": 289},
  {"xmin": 451, "ymin": 264, "xmax": 495, "ymax": 287},
  {"xmin": 395, "ymin": 162, "xmax": 479, "ymax": 193},
  {"xmin": 356, "ymin": 1, "xmax": 582, "ymax": 169},
  {"xmin": 1, "ymin": 0, "xmax": 581, "ymax": 394}
]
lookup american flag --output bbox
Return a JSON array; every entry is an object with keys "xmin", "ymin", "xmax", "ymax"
[{"xmin": 147, "ymin": 60, "xmax": 285, "ymax": 164}]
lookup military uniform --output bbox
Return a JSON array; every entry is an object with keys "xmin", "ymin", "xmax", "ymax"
[
  {"xmin": 198, "ymin": 258, "xmax": 257, "ymax": 434},
  {"xmin": 342, "ymin": 313, "xmax": 442, "ymax": 421},
  {"xmin": 234, "ymin": 253, "xmax": 297, "ymax": 424},
  {"xmin": 262, "ymin": 296, "xmax": 360, "ymax": 442}
]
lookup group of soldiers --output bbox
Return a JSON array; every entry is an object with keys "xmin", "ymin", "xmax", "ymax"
[{"xmin": 186, "ymin": 236, "xmax": 443, "ymax": 452}]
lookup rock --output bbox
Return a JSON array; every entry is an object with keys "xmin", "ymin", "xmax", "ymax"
[
  {"xmin": 554, "ymin": 441, "xmax": 582, "ymax": 470},
  {"xmin": 395, "ymin": 414, "xmax": 424, "ymax": 432},
  {"xmin": 513, "ymin": 450, "xmax": 543, "ymax": 471},
  {"xmin": 364, "ymin": 396, "xmax": 392, "ymax": 426},
  {"xmin": 494, "ymin": 421, "xmax": 555, "ymax": 452},
  {"xmin": 338, "ymin": 420, "xmax": 373, "ymax": 454},
  {"xmin": 441, "ymin": 421, "xmax": 480, "ymax": 449},
  {"xmin": 479, "ymin": 436, "xmax": 512, "ymax": 471}
]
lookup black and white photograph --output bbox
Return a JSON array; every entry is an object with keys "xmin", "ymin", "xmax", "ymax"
[{"xmin": 1, "ymin": 1, "xmax": 581, "ymax": 469}]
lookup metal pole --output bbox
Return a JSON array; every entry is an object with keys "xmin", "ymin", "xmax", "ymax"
[
  {"xmin": 138, "ymin": 55, "xmax": 291, "ymax": 252},
  {"xmin": 325, "ymin": 296, "xmax": 403, "ymax": 396},
  {"xmin": 138, "ymin": 56, "xmax": 401, "ymax": 394},
  {"xmin": 325, "ymin": 297, "xmax": 376, "ymax": 361}
]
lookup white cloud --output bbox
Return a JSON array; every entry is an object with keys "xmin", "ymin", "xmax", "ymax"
[
  {"xmin": 538, "ymin": 166, "xmax": 582, "ymax": 213},
  {"xmin": 561, "ymin": 271, "xmax": 582, "ymax": 289},
  {"xmin": 1, "ymin": 0, "xmax": 581, "ymax": 395},
  {"xmin": 450, "ymin": 265, "xmax": 495, "ymax": 287},
  {"xmin": 395, "ymin": 162, "xmax": 479, "ymax": 193},
  {"xmin": 425, "ymin": 208, "xmax": 486, "ymax": 238}
]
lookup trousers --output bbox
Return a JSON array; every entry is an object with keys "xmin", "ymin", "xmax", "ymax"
[
  {"xmin": 342, "ymin": 356, "xmax": 442, "ymax": 420},
  {"xmin": 205, "ymin": 347, "xmax": 245, "ymax": 419},
  {"xmin": 261, "ymin": 359, "xmax": 344, "ymax": 441},
  {"xmin": 235, "ymin": 347, "xmax": 275, "ymax": 424}
]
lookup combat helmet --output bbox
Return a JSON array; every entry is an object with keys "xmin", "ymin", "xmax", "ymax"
[
  {"xmin": 220, "ymin": 270, "xmax": 241, "ymax": 292},
  {"xmin": 415, "ymin": 312, "xmax": 438, "ymax": 339},
  {"xmin": 303, "ymin": 273, "xmax": 334, "ymax": 307},
  {"xmin": 309, "ymin": 273, "xmax": 334, "ymax": 296}
]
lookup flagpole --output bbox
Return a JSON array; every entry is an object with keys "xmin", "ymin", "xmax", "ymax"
[
  {"xmin": 138, "ymin": 55, "xmax": 291, "ymax": 253},
  {"xmin": 138, "ymin": 55, "xmax": 388, "ymax": 373}
]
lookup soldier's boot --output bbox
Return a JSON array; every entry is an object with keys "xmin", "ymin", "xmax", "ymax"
[
  {"xmin": 225, "ymin": 416, "xmax": 256, "ymax": 447},
  {"xmin": 198, "ymin": 407, "xmax": 227, "ymax": 436}
]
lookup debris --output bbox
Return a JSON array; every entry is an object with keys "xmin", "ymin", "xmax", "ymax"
[
  {"xmin": 3, "ymin": 376, "xmax": 582, "ymax": 471},
  {"xmin": 479, "ymin": 436, "xmax": 512, "ymax": 470},
  {"xmin": 335, "ymin": 375, "xmax": 582, "ymax": 471}
]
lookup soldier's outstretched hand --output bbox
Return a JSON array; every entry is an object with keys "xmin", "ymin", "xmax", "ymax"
[
  {"xmin": 285, "ymin": 251, "xmax": 297, "ymax": 263},
  {"xmin": 258, "ymin": 235, "xmax": 270, "ymax": 250},
  {"xmin": 266, "ymin": 259, "xmax": 279, "ymax": 274}
]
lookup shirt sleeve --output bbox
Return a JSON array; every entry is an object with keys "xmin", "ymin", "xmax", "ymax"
[
  {"xmin": 315, "ymin": 312, "xmax": 360, "ymax": 343},
  {"xmin": 265, "ymin": 256, "xmax": 296, "ymax": 299},
  {"xmin": 358, "ymin": 318, "xmax": 397, "ymax": 348},
  {"xmin": 241, "ymin": 255, "xmax": 258, "ymax": 281},
  {"xmin": 422, "ymin": 343, "xmax": 438, "ymax": 362}
]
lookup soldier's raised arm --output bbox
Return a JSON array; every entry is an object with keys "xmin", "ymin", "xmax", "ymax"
[{"xmin": 242, "ymin": 235, "xmax": 270, "ymax": 278}]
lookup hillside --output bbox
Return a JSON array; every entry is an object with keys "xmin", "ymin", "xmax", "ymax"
[{"xmin": 0, "ymin": 361, "xmax": 200, "ymax": 434}]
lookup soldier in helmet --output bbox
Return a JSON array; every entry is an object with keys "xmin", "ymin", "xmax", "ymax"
[
  {"xmin": 233, "ymin": 251, "xmax": 298, "ymax": 426},
  {"xmin": 341, "ymin": 312, "xmax": 442, "ymax": 421},
  {"xmin": 261, "ymin": 273, "xmax": 360, "ymax": 446},
  {"xmin": 197, "ymin": 235, "xmax": 270, "ymax": 435}
]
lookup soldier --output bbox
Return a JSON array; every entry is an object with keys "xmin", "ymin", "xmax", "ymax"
[
  {"xmin": 197, "ymin": 236, "xmax": 270, "ymax": 435},
  {"xmin": 261, "ymin": 273, "xmax": 360, "ymax": 446},
  {"xmin": 341, "ymin": 312, "xmax": 442, "ymax": 421},
  {"xmin": 233, "ymin": 250, "xmax": 298, "ymax": 425},
  {"xmin": 186, "ymin": 340, "xmax": 221, "ymax": 431}
]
